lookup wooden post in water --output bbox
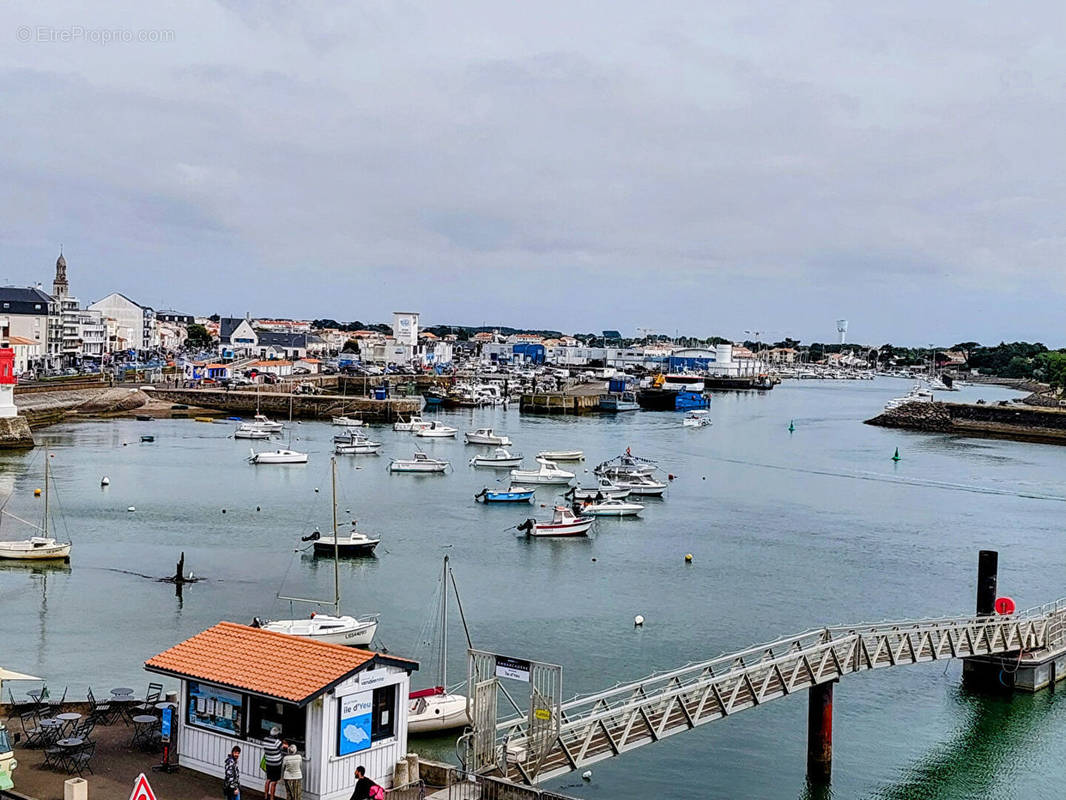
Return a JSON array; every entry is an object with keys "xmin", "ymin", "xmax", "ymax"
[
  {"xmin": 976, "ymin": 550, "xmax": 998, "ymax": 616},
  {"xmin": 806, "ymin": 680, "xmax": 834, "ymax": 782}
]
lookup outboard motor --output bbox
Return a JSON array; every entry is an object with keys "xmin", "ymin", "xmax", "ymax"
[{"xmin": 517, "ymin": 519, "xmax": 535, "ymax": 534}]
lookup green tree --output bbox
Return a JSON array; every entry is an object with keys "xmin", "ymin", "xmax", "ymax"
[{"xmin": 185, "ymin": 323, "xmax": 213, "ymax": 350}]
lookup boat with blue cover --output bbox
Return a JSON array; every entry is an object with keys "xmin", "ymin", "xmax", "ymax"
[{"xmin": 474, "ymin": 485, "xmax": 535, "ymax": 503}]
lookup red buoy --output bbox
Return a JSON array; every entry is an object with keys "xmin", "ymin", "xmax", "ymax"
[{"xmin": 994, "ymin": 596, "xmax": 1016, "ymax": 615}]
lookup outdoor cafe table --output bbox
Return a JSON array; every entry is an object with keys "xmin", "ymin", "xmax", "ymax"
[
  {"xmin": 39, "ymin": 718, "xmax": 63, "ymax": 744},
  {"xmin": 111, "ymin": 687, "xmax": 134, "ymax": 697},
  {"xmin": 131, "ymin": 715, "xmax": 158, "ymax": 749},
  {"xmin": 55, "ymin": 712, "xmax": 81, "ymax": 736}
]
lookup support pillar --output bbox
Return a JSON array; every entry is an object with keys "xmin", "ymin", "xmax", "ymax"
[
  {"xmin": 806, "ymin": 680, "xmax": 834, "ymax": 783},
  {"xmin": 976, "ymin": 550, "xmax": 998, "ymax": 616}
]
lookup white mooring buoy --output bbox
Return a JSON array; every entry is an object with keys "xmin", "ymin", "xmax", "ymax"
[
  {"xmin": 634, "ymin": 614, "xmax": 645, "ymax": 627},
  {"xmin": 101, "ymin": 476, "xmax": 110, "ymax": 486},
  {"xmin": 127, "ymin": 506, "xmax": 136, "ymax": 512},
  {"xmin": 581, "ymin": 770, "xmax": 593, "ymax": 781}
]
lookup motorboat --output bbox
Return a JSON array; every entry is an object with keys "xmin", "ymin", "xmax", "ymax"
[
  {"xmin": 234, "ymin": 424, "xmax": 272, "ymax": 440},
  {"xmin": 140, "ymin": 434, "xmax": 155, "ymax": 442},
  {"xmin": 595, "ymin": 451, "xmax": 657, "ymax": 478},
  {"xmin": 683, "ymin": 410, "xmax": 712, "ymax": 427},
  {"xmin": 389, "ymin": 452, "xmax": 450, "ymax": 473},
  {"xmin": 577, "ymin": 498, "xmax": 645, "ymax": 517},
  {"xmin": 0, "ymin": 452, "xmax": 71, "ymax": 562},
  {"xmin": 474, "ymin": 486, "xmax": 535, "ymax": 503},
  {"xmin": 255, "ymin": 457, "xmax": 378, "ymax": 646},
  {"xmin": 308, "ymin": 523, "xmax": 380, "ymax": 556},
  {"xmin": 599, "ymin": 390, "xmax": 639, "ymax": 412},
  {"xmin": 250, "ymin": 413, "xmax": 284, "ymax": 433},
  {"xmin": 248, "ymin": 447, "xmax": 308, "ymax": 464},
  {"xmin": 517, "ymin": 506, "xmax": 594, "ymax": 537},
  {"xmin": 614, "ymin": 474, "xmax": 668, "ymax": 497},
  {"xmin": 408, "ymin": 556, "xmax": 472, "ymax": 734},
  {"xmin": 333, "ymin": 428, "xmax": 365, "ymax": 443},
  {"xmin": 332, "ymin": 415, "xmax": 364, "ymax": 427},
  {"xmin": 566, "ymin": 477, "xmax": 632, "ymax": 501},
  {"xmin": 469, "ymin": 448, "xmax": 523, "ymax": 468},
  {"xmin": 416, "ymin": 422, "xmax": 458, "ymax": 439},
  {"xmin": 509, "ymin": 459, "xmax": 575, "ymax": 485},
  {"xmin": 464, "ymin": 428, "xmax": 512, "ymax": 446},
  {"xmin": 393, "ymin": 415, "xmax": 434, "ymax": 432},
  {"xmin": 884, "ymin": 383, "xmax": 935, "ymax": 411},
  {"xmin": 334, "ymin": 436, "xmax": 383, "ymax": 455},
  {"xmin": 536, "ymin": 449, "xmax": 584, "ymax": 462}
]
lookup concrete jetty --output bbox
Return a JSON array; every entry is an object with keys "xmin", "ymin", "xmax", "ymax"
[
  {"xmin": 865, "ymin": 400, "xmax": 1066, "ymax": 445},
  {"xmin": 145, "ymin": 387, "xmax": 422, "ymax": 421}
]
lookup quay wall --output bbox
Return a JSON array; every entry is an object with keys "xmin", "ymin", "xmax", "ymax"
[
  {"xmin": 146, "ymin": 387, "xmax": 422, "ymax": 421},
  {"xmin": 865, "ymin": 401, "xmax": 1066, "ymax": 445}
]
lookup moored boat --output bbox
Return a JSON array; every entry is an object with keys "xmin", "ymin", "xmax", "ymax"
[
  {"xmin": 469, "ymin": 448, "xmax": 523, "ymax": 468},
  {"xmin": 390, "ymin": 452, "xmax": 450, "ymax": 473},
  {"xmin": 517, "ymin": 506, "xmax": 594, "ymax": 537},
  {"xmin": 509, "ymin": 459, "xmax": 575, "ymax": 485},
  {"xmin": 0, "ymin": 453, "xmax": 72, "ymax": 562},
  {"xmin": 535, "ymin": 449, "xmax": 584, "ymax": 462},
  {"xmin": 331, "ymin": 415, "xmax": 364, "ymax": 427},
  {"xmin": 566, "ymin": 477, "xmax": 632, "ymax": 501},
  {"xmin": 248, "ymin": 447, "xmax": 308, "ymax": 464},
  {"xmin": 308, "ymin": 524, "xmax": 380, "ymax": 556},
  {"xmin": 682, "ymin": 410, "xmax": 712, "ymax": 427},
  {"xmin": 578, "ymin": 498, "xmax": 645, "ymax": 517},
  {"xmin": 614, "ymin": 474, "xmax": 668, "ymax": 497},
  {"xmin": 234, "ymin": 424, "xmax": 272, "ymax": 440},
  {"xmin": 416, "ymin": 422, "xmax": 458, "ymax": 439},
  {"xmin": 474, "ymin": 485, "xmax": 535, "ymax": 503},
  {"xmin": 393, "ymin": 415, "xmax": 433, "ymax": 432},
  {"xmin": 464, "ymin": 428, "xmax": 512, "ymax": 446}
]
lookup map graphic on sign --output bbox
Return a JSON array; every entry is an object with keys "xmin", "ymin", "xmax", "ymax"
[
  {"xmin": 337, "ymin": 692, "xmax": 373, "ymax": 755},
  {"xmin": 128, "ymin": 772, "xmax": 157, "ymax": 800}
]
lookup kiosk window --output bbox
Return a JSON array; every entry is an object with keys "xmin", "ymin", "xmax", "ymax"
[
  {"xmin": 186, "ymin": 682, "xmax": 244, "ymax": 737},
  {"xmin": 371, "ymin": 685, "xmax": 396, "ymax": 742},
  {"xmin": 248, "ymin": 697, "xmax": 306, "ymax": 746}
]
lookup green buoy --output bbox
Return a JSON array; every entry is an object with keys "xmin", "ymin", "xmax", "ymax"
[
  {"xmin": 788, "ymin": 420, "xmax": 795, "ymax": 433},
  {"xmin": 892, "ymin": 447, "xmax": 901, "ymax": 462}
]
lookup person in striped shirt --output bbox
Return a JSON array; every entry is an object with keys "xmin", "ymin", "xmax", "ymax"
[{"xmin": 262, "ymin": 727, "xmax": 284, "ymax": 800}]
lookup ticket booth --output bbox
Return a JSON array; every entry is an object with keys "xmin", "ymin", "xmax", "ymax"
[{"xmin": 145, "ymin": 622, "xmax": 418, "ymax": 800}]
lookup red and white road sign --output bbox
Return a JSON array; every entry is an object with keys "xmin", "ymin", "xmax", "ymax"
[{"xmin": 129, "ymin": 772, "xmax": 157, "ymax": 800}]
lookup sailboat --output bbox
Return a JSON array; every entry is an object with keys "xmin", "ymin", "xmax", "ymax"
[
  {"xmin": 255, "ymin": 458, "xmax": 378, "ymax": 646},
  {"xmin": 408, "ymin": 555, "xmax": 472, "ymax": 734},
  {"xmin": 0, "ymin": 453, "xmax": 72, "ymax": 562}
]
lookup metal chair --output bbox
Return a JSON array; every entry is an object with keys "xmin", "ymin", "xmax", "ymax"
[
  {"xmin": 68, "ymin": 740, "xmax": 96, "ymax": 776},
  {"xmin": 133, "ymin": 682, "xmax": 164, "ymax": 715},
  {"xmin": 47, "ymin": 686, "xmax": 68, "ymax": 714},
  {"xmin": 72, "ymin": 718, "xmax": 96, "ymax": 740},
  {"xmin": 5, "ymin": 688, "xmax": 35, "ymax": 721},
  {"xmin": 18, "ymin": 710, "xmax": 47, "ymax": 748},
  {"xmin": 86, "ymin": 687, "xmax": 114, "ymax": 724}
]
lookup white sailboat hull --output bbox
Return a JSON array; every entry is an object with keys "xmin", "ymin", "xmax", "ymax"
[
  {"xmin": 261, "ymin": 614, "xmax": 378, "ymax": 646},
  {"xmin": 537, "ymin": 450, "xmax": 584, "ymax": 461},
  {"xmin": 249, "ymin": 450, "xmax": 309, "ymax": 464},
  {"xmin": 0, "ymin": 538, "xmax": 71, "ymax": 560},
  {"xmin": 408, "ymin": 693, "xmax": 470, "ymax": 734}
]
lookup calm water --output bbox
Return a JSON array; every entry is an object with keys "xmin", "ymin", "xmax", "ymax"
[{"xmin": 4, "ymin": 378, "xmax": 1066, "ymax": 799}]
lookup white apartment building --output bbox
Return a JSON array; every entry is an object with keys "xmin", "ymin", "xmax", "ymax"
[{"xmin": 88, "ymin": 292, "xmax": 156, "ymax": 353}]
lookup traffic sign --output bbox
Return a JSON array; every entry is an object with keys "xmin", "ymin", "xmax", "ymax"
[{"xmin": 129, "ymin": 772, "xmax": 157, "ymax": 800}]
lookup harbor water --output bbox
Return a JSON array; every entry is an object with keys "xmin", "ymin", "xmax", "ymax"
[{"xmin": 3, "ymin": 378, "xmax": 1066, "ymax": 799}]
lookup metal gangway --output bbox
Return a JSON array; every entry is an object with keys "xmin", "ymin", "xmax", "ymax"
[{"xmin": 484, "ymin": 597, "xmax": 1066, "ymax": 785}]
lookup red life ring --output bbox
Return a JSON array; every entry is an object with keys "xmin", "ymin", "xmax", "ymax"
[{"xmin": 994, "ymin": 597, "xmax": 1016, "ymax": 615}]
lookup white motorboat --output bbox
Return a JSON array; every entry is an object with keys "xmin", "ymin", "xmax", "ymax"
[
  {"xmin": 464, "ymin": 428, "xmax": 512, "ymax": 446},
  {"xmin": 390, "ymin": 452, "xmax": 450, "ymax": 473},
  {"xmin": 682, "ymin": 410, "xmax": 712, "ymax": 427},
  {"xmin": 250, "ymin": 413, "xmax": 284, "ymax": 433},
  {"xmin": 393, "ymin": 415, "xmax": 434, "ymax": 432},
  {"xmin": 578, "ymin": 498, "xmax": 645, "ymax": 517},
  {"xmin": 509, "ymin": 459, "xmax": 575, "ymax": 485},
  {"xmin": 884, "ymin": 383, "xmax": 935, "ymax": 411},
  {"xmin": 614, "ymin": 474, "xmax": 668, "ymax": 497},
  {"xmin": 536, "ymin": 449, "xmax": 584, "ymax": 462},
  {"xmin": 0, "ymin": 453, "xmax": 72, "ymax": 562},
  {"xmin": 469, "ymin": 448, "xmax": 523, "ymax": 468},
  {"xmin": 332, "ymin": 415, "xmax": 364, "ymax": 427},
  {"xmin": 409, "ymin": 556, "xmax": 473, "ymax": 734},
  {"xmin": 416, "ymin": 422, "xmax": 458, "ymax": 439},
  {"xmin": 517, "ymin": 506, "xmax": 594, "ymax": 537},
  {"xmin": 234, "ymin": 424, "xmax": 272, "ymax": 440},
  {"xmin": 567, "ymin": 477, "xmax": 632, "ymax": 501},
  {"xmin": 334, "ymin": 431, "xmax": 382, "ymax": 454},
  {"xmin": 309, "ymin": 523, "xmax": 380, "ymax": 556},
  {"xmin": 248, "ymin": 447, "xmax": 308, "ymax": 464},
  {"xmin": 595, "ymin": 451, "xmax": 657, "ymax": 478},
  {"xmin": 256, "ymin": 457, "xmax": 379, "ymax": 646}
]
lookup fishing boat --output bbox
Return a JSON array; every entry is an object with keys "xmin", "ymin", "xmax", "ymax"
[
  {"xmin": 464, "ymin": 428, "xmax": 512, "ymax": 446},
  {"xmin": 255, "ymin": 458, "xmax": 378, "ymax": 646},
  {"xmin": 416, "ymin": 422, "xmax": 458, "ymax": 439},
  {"xmin": 682, "ymin": 410, "xmax": 712, "ymax": 427},
  {"xmin": 334, "ymin": 433, "xmax": 383, "ymax": 455},
  {"xmin": 332, "ymin": 415, "xmax": 364, "ymax": 427},
  {"xmin": 140, "ymin": 434, "xmax": 155, "ymax": 442},
  {"xmin": 517, "ymin": 506, "xmax": 594, "ymax": 537},
  {"xmin": 594, "ymin": 451, "xmax": 657, "ymax": 478},
  {"xmin": 0, "ymin": 454, "xmax": 72, "ymax": 562},
  {"xmin": 509, "ymin": 459, "xmax": 575, "ymax": 486},
  {"xmin": 248, "ymin": 447, "xmax": 308, "ymax": 464},
  {"xmin": 389, "ymin": 452, "xmax": 450, "ymax": 473},
  {"xmin": 536, "ymin": 449, "xmax": 584, "ymax": 462},
  {"xmin": 600, "ymin": 376, "xmax": 639, "ymax": 412},
  {"xmin": 578, "ymin": 498, "xmax": 645, "ymax": 517},
  {"xmin": 408, "ymin": 556, "xmax": 472, "ymax": 734},
  {"xmin": 613, "ymin": 474, "xmax": 668, "ymax": 497},
  {"xmin": 250, "ymin": 413, "xmax": 284, "ymax": 433},
  {"xmin": 566, "ymin": 477, "xmax": 631, "ymax": 501},
  {"xmin": 474, "ymin": 485, "xmax": 535, "ymax": 503},
  {"xmin": 468, "ymin": 448, "xmax": 523, "ymax": 468},
  {"xmin": 393, "ymin": 415, "xmax": 433, "ymax": 432},
  {"xmin": 234, "ymin": 424, "xmax": 272, "ymax": 440},
  {"xmin": 308, "ymin": 523, "xmax": 380, "ymax": 556}
]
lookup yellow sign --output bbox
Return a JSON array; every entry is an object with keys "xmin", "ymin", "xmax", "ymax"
[{"xmin": 534, "ymin": 708, "xmax": 551, "ymax": 720}]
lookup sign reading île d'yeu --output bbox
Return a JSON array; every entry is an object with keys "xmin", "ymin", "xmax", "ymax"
[{"xmin": 337, "ymin": 692, "xmax": 373, "ymax": 756}]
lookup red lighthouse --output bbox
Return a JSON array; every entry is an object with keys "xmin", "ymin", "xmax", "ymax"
[{"xmin": 0, "ymin": 344, "xmax": 16, "ymax": 419}]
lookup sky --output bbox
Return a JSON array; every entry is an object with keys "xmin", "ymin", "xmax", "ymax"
[{"xmin": 1, "ymin": 1, "xmax": 1064, "ymax": 347}]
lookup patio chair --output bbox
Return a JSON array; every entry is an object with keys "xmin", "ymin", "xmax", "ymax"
[
  {"xmin": 42, "ymin": 743, "xmax": 71, "ymax": 771},
  {"xmin": 47, "ymin": 685, "xmax": 68, "ymax": 714},
  {"xmin": 18, "ymin": 710, "xmax": 47, "ymax": 748},
  {"xmin": 133, "ymin": 682, "xmax": 164, "ymax": 715},
  {"xmin": 68, "ymin": 740, "xmax": 96, "ymax": 776},
  {"xmin": 5, "ymin": 688, "xmax": 35, "ymax": 721},
  {"xmin": 72, "ymin": 718, "xmax": 96, "ymax": 740},
  {"xmin": 86, "ymin": 687, "xmax": 114, "ymax": 724}
]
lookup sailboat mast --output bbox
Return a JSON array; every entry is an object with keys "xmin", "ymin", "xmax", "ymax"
[
  {"xmin": 441, "ymin": 555, "xmax": 449, "ymax": 689},
  {"xmin": 43, "ymin": 451, "xmax": 49, "ymax": 537},
  {"xmin": 332, "ymin": 457, "xmax": 339, "ymax": 611}
]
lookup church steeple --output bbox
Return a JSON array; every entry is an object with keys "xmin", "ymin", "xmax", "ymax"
[{"xmin": 53, "ymin": 247, "xmax": 68, "ymax": 299}]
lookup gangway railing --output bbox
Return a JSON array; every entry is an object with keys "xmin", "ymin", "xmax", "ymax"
[{"xmin": 491, "ymin": 599, "xmax": 1066, "ymax": 784}]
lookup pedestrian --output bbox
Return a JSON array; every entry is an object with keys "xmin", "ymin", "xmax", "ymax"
[
  {"xmin": 223, "ymin": 746, "xmax": 241, "ymax": 800},
  {"xmin": 263, "ymin": 726, "xmax": 284, "ymax": 800},
  {"xmin": 282, "ymin": 744, "xmax": 303, "ymax": 800},
  {"xmin": 350, "ymin": 765, "xmax": 383, "ymax": 800}
]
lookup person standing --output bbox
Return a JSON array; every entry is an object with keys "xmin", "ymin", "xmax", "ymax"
[
  {"xmin": 350, "ymin": 765, "xmax": 382, "ymax": 800},
  {"xmin": 282, "ymin": 744, "xmax": 303, "ymax": 800},
  {"xmin": 263, "ymin": 727, "xmax": 284, "ymax": 800},
  {"xmin": 223, "ymin": 746, "xmax": 241, "ymax": 800}
]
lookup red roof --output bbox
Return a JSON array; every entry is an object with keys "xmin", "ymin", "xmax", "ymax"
[{"xmin": 145, "ymin": 622, "xmax": 416, "ymax": 706}]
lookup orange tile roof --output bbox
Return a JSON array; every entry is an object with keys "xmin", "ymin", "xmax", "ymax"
[{"xmin": 145, "ymin": 622, "xmax": 416, "ymax": 705}]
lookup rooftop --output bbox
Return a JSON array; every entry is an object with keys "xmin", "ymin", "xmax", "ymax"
[{"xmin": 145, "ymin": 621, "xmax": 416, "ymax": 706}]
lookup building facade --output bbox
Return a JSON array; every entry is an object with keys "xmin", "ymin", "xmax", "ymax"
[{"xmin": 88, "ymin": 292, "xmax": 156, "ymax": 353}]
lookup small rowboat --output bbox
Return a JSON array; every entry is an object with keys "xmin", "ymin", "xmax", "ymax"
[
  {"xmin": 517, "ymin": 506, "xmax": 594, "ymax": 537},
  {"xmin": 474, "ymin": 486, "xmax": 535, "ymax": 503},
  {"xmin": 536, "ymin": 449, "xmax": 584, "ymax": 462}
]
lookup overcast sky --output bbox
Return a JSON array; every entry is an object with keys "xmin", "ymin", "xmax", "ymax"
[{"xmin": 1, "ymin": 1, "xmax": 1064, "ymax": 345}]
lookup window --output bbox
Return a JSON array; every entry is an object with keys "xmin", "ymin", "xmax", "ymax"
[
  {"xmin": 248, "ymin": 696, "xmax": 306, "ymax": 747},
  {"xmin": 186, "ymin": 681, "xmax": 245, "ymax": 737},
  {"xmin": 371, "ymin": 685, "xmax": 396, "ymax": 742}
]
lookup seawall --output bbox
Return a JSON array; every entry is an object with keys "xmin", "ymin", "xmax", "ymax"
[
  {"xmin": 145, "ymin": 387, "xmax": 422, "ymax": 421},
  {"xmin": 865, "ymin": 401, "xmax": 1066, "ymax": 445}
]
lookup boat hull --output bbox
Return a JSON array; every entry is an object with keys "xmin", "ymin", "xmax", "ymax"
[
  {"xmin": 465, "ymin": 434, "xmax": 512, "ymax": 446},
  {"xmin": 261, "ymin": 616, "xmax": 377, "ymax": 647},
  {"xmin": 509, "ymin": 472, "xmax": 573, "ymax": 485},
  {"xmin": 408, "ymin": 693, "xmax": 470, "ymax": 734},
  {"xmin": 0, "ymin": 542, "xmax": 71, "ymax": 561},
  {"xmin": 637, "ymin": 389, "xmax": 710, "ymax": 410},
  {"xmin": 312, "ymin": 540, "xmax": 380, "ymax": 556},
  {"xmin": 470, "ymin": 457, "xmax": 523, "ymax": 468},
  {"xmin": 528, "ymin": 520, "xmax": 594, "ymax": 537},
  {"xmin": 476, "ymin": 490, "xmax": 535, "ymax": 503},
  {"xmin": 390, "ymin": 462, "xmax": 448, "ymax": 473},
  {"xmin": 536, "ymin": 451, "xmax": 584, "ymax": 461}
]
